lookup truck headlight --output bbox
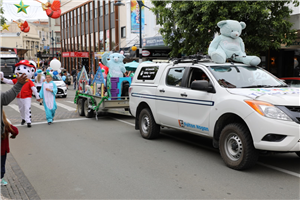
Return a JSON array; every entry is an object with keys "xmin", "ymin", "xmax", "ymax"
[{"xmin": 245, "ymin": 100, "xmax": 292, "ymax": 121}]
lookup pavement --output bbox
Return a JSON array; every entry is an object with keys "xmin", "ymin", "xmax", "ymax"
[{"xmin": 1, "ymin": 154, "xmax": 40, "ymax": 200}]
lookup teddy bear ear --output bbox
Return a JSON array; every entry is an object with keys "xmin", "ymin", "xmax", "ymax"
[
  {"xmin": 217, "ymin": 20, "xmax": 227, "ymax": 28},
  {"xmin": 240, "ymin": 22, "xmax": 246, "ymax": 30}
]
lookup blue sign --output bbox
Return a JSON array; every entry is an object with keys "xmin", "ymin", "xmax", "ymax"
[
  {"xmin": 144, "ymin": 36, "xmax": 164, "ymax": 47},
  {"xmin": 92, "ymin": 67, "xmax": 105, "ymax": 85}
]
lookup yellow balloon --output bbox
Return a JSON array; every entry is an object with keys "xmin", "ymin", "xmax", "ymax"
[{"xmin": 131, "ymin": 46, "xmax": 137, "ymax": 51}]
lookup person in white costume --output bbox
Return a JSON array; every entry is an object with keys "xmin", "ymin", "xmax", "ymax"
[
  {"xmin": 39, "ymin": 73, "xmax": 58, "ymax": 125},
  {"xmin": 1, "ymin": 60, "xmax": 40, "ymax": 127}
]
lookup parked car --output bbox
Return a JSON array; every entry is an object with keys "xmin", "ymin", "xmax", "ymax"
[
  {"xmin": 129, "ymin": 57, "xmax": 299, "ymax": 170},
  {"xmin": 33, "ymin": 74, "xmax": 67, "ymax": 98},
  {"xmin": 52, "ymin": 75, "xmax": 68, "ymax": 98},
  {"xmin": 280, "ymin": 77, "xmax": 300, "ymax": 88}
]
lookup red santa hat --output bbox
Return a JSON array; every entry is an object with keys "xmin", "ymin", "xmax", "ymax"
[{"xmin": 15, "ymin": 60, "xmax": 36, "ymax": 71}]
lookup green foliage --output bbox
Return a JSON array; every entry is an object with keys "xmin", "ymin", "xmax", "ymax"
[
  {"xmin": 0, "ymin": 0, "xmax": 7, "ymax": 26},
  {"xmin": 151, "ymin": 0, "xmax": 299, "ymax": 57}
]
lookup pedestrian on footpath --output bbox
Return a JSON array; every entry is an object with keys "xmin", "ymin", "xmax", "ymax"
[
  {"xmin": 1, "ymin": 111, "xmax": 19, "ymax": 186},
  {"xmin": 35, "ymin": 69, "xmax": 45, "ymax": 93},
  {"xmin": 39, "ymin": 73, "xmax": 58, "ymax": 125},
  {"xmin": 73, "ymin": 69, "xmax": 80, "ymax": 90},
  {"xmin": 1, "ymin": 73, "xmax": 26, "ymax": 136}
]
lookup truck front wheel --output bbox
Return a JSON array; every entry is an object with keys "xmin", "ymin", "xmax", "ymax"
[
  {"xmin": 219, "ymin": 123, "xmax": 258, "ymax": 170},
  {"xmin": 139, "ymin": 108, "xmax": 160, "ymax": 139}
]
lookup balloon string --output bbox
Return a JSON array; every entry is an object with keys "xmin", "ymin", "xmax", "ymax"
[{"xmin": 34, "ymin": 0, "xmax": 43, "ymax": 4}]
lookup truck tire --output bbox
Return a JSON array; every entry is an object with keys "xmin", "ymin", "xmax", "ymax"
[
  {"xmin": 296, "ymin": 152, "xmax": 300, "ymax": 158},
  {"xmin": 77, "ymin": 98, "xmax": 85, "ymax": 116},
  {"xmin": 84, "ymin": 99, "xmax": 94, "ymax": 118},
  {"xmin": 219, "ymin": 123, "xmax": 258, "ymax": 170},
  {"xmin": 139, "ymin": 108, "xmax": 160, "ymax": 139}
]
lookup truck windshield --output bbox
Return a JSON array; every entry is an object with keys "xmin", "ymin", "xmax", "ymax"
[
  {"xmin": 1, "ymin": 58, "xmax": 18, "ymax": 63},
  {"xmin": 208, "ymin": 65, "xmax": 287, "ymax": 88}
]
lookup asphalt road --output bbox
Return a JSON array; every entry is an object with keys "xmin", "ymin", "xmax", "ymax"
[{"xmin": 1, "ymin": 83, "xmax": 300, "ymax": 199}]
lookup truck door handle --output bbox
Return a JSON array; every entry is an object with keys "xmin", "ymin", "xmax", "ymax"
[
  {"xmin": 181, "ymin": 93, "xmax": 187, "ymax": 97},
  {"xmin": 159, "ymin": 89, "xmax": 165, "ymax": 93}
]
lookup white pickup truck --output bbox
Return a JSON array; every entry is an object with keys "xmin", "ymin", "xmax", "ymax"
[{"xmin": 129, "ymin": 58, "xmax": 300, "ymax": 170}]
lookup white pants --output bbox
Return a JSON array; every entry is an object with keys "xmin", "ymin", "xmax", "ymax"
[{"xmin": 17, "ymin": 98, "xmax": 32, "ymax": 123}]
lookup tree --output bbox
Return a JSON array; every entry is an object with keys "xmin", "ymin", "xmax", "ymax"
[
  {"xmin": 151, "ymin": 0, "xmax": 299, "ymax": 57},
  {"xmin": 0, "ymin": 0, "xmax": 7, "ymax": 26}
]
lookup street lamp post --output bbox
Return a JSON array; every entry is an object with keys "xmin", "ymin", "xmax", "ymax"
[
  {"xmin": 115, "ymin": 0, "xmax": 148, "ymax": 63},
  {"xmin": 51, "ymin": 30, "xmax": 54, "ymax": 58}
]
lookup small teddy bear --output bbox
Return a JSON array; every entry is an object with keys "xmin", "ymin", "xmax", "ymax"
[
  {"xmin": 102, "ymin": 53, "xmax": 126, "ymax": 77},
  {"xmin": 208, "ymin": 20, "xmax": 261, "ymax": 66}
]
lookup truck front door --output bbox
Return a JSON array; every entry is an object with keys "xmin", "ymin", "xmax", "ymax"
[{"xmin": 178, "ymin": 67, "xmax": 215, "ymax": 135}]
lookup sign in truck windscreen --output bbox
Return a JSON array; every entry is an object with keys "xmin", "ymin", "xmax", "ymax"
[{"xmin": 137, "ymin": 66, "xmax": 159, "ymax": 80}]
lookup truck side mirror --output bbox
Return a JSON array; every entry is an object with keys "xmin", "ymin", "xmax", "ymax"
[{"xmin": 191, "ymin": 80, "xmax": 215, "ymax": 93}]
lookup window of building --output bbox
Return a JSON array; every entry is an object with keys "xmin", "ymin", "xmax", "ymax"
[
  {"xmin": 166, "ymin": 67, "xmax": 186, "ymax": 87},
  {"xmin": 77, "ymin": 9, "xmax": 80, "ymax": 24},
  {"xmin": 121, "ymin": 26, "xmax": 126, "ymax": 38},
  {"xmin": 70, "ymin": 12, "xmax": 73, "ymax": 26},
  {"xmin": 89, "ymin": 2, "xmax": 93, "ymax": 19},
  {"xmin": 100, "ymin": 0, "xmax": 103, "ymax": 16},
  {"xmin": 111, "ymin": 28, "xmax": 115, "ymax": 50},
  {"xmin": 55, "ymin": 18, "xmax": 60, "ymax": 26},
  {"xmin": 66, "ymin": 13, "xmax": 69, "ymax": 27},
  {"xmin": 105, "ymin": 0, "xmax": 108, "ymax": 15},
  {"xmin": 82, "ymin": 7, "xmax": 84, "ymax": 22},
  {"xmin": 86, "ymin": 5, "xmax": 89, "ymax": 21},
  {"xmin": 94, "ymin": 7, "xmax": 97, "ymax": 18},
  {"xmin": 111, "ymin": 1, "xmax": 114, "ymax": 13}
]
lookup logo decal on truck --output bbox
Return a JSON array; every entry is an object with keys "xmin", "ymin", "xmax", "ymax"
[{"xmin": 178, "ymin": 120, "xmax": 209, "ymax": 131}]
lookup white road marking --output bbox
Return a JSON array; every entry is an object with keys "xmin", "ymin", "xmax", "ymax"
[
  {"xmin": 14, "ymin": 118, "xmax": 89, "ymax": 127},
  {"xmin": 8, "ymin": 104, "xmax": 20, "ymax": 113},
  {"xmin": 56, "ymin": 102, "xmax": 76, "ymax": 111},
  {"xmin": 113, "ymin": 117, "xmax": 300, "ymax": 179},
  {"xmin": 65, "ymin": 101, "xmax": 75, "ymax": 104},
  {"xmin": 112, "ymin": 117, "xmax": 134, "ymax": 126},
  {"xmin": 31, "ymin": 102, "xmax": 45, "ymax": 111},
  {"xmin": 258, "ymin": 162, "xmax": 300, "ymax": 178}
]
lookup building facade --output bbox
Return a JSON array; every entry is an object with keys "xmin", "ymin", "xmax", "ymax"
[
  {"xmin": 0, "ymin": 20, "xmax": 50, "ymax": 61},
  {"xmin": 60, "ymin": 0, "xmax": 121, "ymax": 73}
]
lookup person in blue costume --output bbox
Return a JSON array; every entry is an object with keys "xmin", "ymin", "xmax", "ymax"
[{"xmin": 39, "ymin": 73, "xmax": 58, "ymax": 125}]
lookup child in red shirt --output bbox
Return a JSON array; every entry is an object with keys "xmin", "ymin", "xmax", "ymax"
[{"xmin": 1, "ymin": 111, "xmax": 19, "ymax": 186}]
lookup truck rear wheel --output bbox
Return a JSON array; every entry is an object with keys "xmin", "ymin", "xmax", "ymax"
[
  {"xmin": 84, "ymin": 99, "xmax": 94, "ymax": 118},
  {"xmin": 139, "ymin": 108, "xmax": 160, "ymax": 139},
  {"xmin": 219, "ymin": 123, "xmax": 258, "ymax": 170},
  {"xmin": 77, "ymin": 98, "xmax": 85, "ymax": 116}
]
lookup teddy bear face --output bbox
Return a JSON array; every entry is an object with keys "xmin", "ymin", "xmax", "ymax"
[
  {"xmin": 109, "ymin": 53, "xmax": 125, "ymax": 63},
  {"xmin": 14, "ymin": 64, "xmax": 34, "ymax": 79},
  {"xmin": 218, "ymin": 20, "xmax": 246, "ymax": 39}
]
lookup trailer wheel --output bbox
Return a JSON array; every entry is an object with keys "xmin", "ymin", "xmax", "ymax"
[
  {"xmin": 77, "ymin": 98, "xmax": 85, "ymax": 116},
  {"xmin": 84, "ymin": 99, "xmax": 94, "ymax": 118},
  {"xmin": 139, "ymin": 108, "xmax": 160, "ymax": 139}
]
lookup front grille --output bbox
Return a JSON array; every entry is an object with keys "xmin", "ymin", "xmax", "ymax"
[{"xmin": 286, "ymin": 106, "xmax": 300, "ymax": 113}]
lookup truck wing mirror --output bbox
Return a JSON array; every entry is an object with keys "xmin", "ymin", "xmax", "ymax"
[{"xmin": 191, "ymin": 80, "xmax": 215, "ymax": 93}]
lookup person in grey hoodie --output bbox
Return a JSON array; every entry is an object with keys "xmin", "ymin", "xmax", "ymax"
[{"xmin": 1, "ymin": 73, "xmax": 27, "ymax": 135}]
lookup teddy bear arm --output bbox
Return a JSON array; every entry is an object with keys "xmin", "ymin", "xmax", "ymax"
[{"xmin": 208, "ymin": 35, "xmax": 222, "ymax": 55}]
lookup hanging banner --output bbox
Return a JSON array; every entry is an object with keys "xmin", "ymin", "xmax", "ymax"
[{"xmin": 131, "ymin": 0, "xmax": 144, "ymax": 34}]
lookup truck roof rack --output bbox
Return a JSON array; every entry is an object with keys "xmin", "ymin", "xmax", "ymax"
[{"xmin": 169, "ymin": 55, "xmax": 213, "ymax": 65}]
